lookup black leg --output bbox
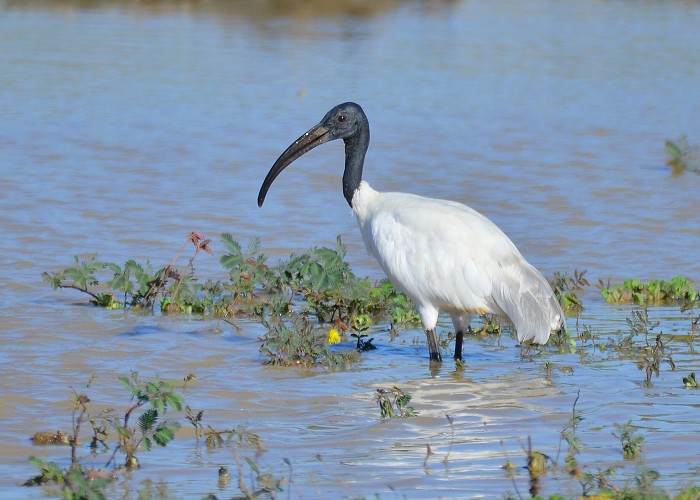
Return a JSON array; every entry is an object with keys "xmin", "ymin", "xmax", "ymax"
[
  {"xmin": 454, "ymin": 330, "xmax": 464, "ymax": 360},
  {"xmin": 426, "ymin": 328, "xmax": 442, "ymax": 362}
]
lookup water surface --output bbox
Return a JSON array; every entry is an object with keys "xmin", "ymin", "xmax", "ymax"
[{"xmin": 1, "ymin": 0, "xmax": 699, "ymax": 497}]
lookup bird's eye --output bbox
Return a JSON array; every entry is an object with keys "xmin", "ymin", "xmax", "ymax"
[{"xmin": 337, "ymin": 114, "xmax": 346, "ymax": 123}]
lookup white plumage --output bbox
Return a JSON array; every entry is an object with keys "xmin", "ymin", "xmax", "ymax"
[
  {"xmin": 259, "ymin": 102, "xmax": 565, "ymax": 362},
  {"xmin": 353, "ymin": 182, "xmax": 562, "ymax": 343}
]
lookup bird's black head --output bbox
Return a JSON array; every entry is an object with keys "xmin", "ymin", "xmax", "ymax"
[
  {"xmin": 317, "ymin": 102, "xmax": 367, "ymax": 142},
  {"xmin": 257, "ymin": 102, "xmax": 370, "ymax": 208}
]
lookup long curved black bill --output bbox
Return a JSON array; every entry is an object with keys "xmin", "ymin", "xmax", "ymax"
[{"xmin": 257, "ymin": 123, "xmax": 332, "ymax": 207}]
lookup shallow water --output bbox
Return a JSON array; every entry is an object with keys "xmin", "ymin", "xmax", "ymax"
[{"xmin": 1, "ymin": 0, "xmax": 700, "ymax": 497}]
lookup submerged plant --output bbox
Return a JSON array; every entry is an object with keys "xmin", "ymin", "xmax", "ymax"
[
  {"xmin": 638, "ymin": 333, "xmax": 675, "ymax": 386},
  {"xmin": 44, "ymin": 234, "xmax": 418, "ymax": 343},
  {"xmin": 550, "ymin": 269, "xmax": 588, "ymax": 313},
  {"xmin": 599, "ymin": 276, "xmax": 698, "ymax": 305},
  {"xmin": 612, "ymin": 421, "xmax": 644, "ymax": 460},
  {"xmin": 665, "ymin": 135, "xmax": 700, "ymax": 175},
  {"xmin": 524, "ymin": 437, "xmax": 551, "ymax": 498},
  {"xmin": 472, "ymin": 314, "xmax": 503, "ymax": 337},
  {"xmin": 220, "ymin": 234, "xmax": 274, "ymax": 298},
  {"xmin": 375, "ymin": 386, "xmax": 417, "ymax": 419},
  {"xmin": 623, "ymin": 308, "xmax": 659, "ymax": 345},
  {"xmin": 25, "ymin": 372, "xmax": 265, "ymax": 499},
  {"xmin": 260, "ymin": 313, "xmax": 359, "ymax": 368},
  {"xmin": 26, "ymin": 373, "xmax": 184, "ymax": 496},
  {"xmin": 43, "ymin": 232, "xmax": 214, "ymax": 313},
  {"xmin": 202, "ymin": 424, "xmax": 264, "ymax": 452},
  {"xmin": 108, "ymin": 372, "xmax": 184, "ymax": 469},
  {"xmin": 557, "ymin": 391, "xmax": 584, "ymax": 477},
  {"xmin": 235, "ymin": 456, "xmax": 285, "ymax": 499}
]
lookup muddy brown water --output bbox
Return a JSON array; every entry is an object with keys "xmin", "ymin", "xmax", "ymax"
[{"xmin": 1, "ymin": 0, "xmax": 700, "ymax": 497}]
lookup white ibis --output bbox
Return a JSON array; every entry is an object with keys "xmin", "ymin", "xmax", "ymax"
[{"xmin": 258, "ymin": 102, "xmax": 565, "ymax": 362}]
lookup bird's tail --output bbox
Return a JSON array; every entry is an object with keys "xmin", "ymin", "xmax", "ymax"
[{"xmin": 492, "ymin": 262, "xmax": 565, "ymax": 345}]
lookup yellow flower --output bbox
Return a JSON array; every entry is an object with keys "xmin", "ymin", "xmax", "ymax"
[{"xmin": 327, "ymin": 328, "xmax": 341, "ymax": 345}]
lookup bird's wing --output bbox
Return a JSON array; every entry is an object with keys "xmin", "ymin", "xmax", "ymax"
[{"xmin": 489, "ymin": 256, "xmax": 564, "ymax": 343}]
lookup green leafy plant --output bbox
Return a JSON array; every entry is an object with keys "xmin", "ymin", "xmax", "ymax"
[
  {"xmin": 599, "ymin": 276, "xmax": 698, "ymax": 305},
  {"xmin": 350, "ymin": 313, "xmax": 377, "ymax": 351},
  {"xmin": 25, "ymin": 373, "xmax": 185, "ymax": 498},
  {"xmin": 557, "ymin": 391, "xmax": 584, "ymax": 477},
  {"xmin": 612, "ymin": 421, "xmax": 644, "ymax": 460},
  {"xmin": 42, "ymin": 254, "xmax": 121, "ymax": 308},
  {"xmin": 638, "ymin": 333, "xmax": 675, "ymax": 386},
  {"xmin": 683, "ymin": 372, "xmax": 698, "ymax": 388},
  {"xmin": 385, "ymin": 287, "xmax": 420, "ymax": 333},
  {"xmin": 472, "ymin": 314, "xmax": 502, "ymax": 337},
  {"xmin": 43, "ymin": 232, "xmax": 214, "ymax": 313},
  {"xmin": 665, "ymin": 135, "xmax": 700, "ymax": 175},
  {"xmin": 375, "ymin": 386, "xmax": 417, "ymax": 419},
  {"xmin": 26, "ymin": 372, "xmax": 267, "ymax": 499},
  {"xmin": 259, "ymin": 313, "xmax": 358, "ymax": 367},
  {"xmin": 44, "ymin": 234, "xmax": 419, "ymax": 347},
  {"xmin": 550, "ymin": 269, "xmax": 588, "ymax": 313},
  {"xmin": 623, "ymin": 308, "xmax": 659, "ymax": 345},
  {"xmin": 185, "ymin": 404, "xmax": 264, "ymax": 453},
  {"xmin": 524, "ymin": 437, "xmax": 551, "ymax": 498},
  {"xmin": 108, "ymin": 372, "xmax": 184, "ymax": 469},
  {"xmin": 220, "ymin": 234, "xmax": 274, "ymax": 298},
  {"xmin": 202, "ymin": 424, "xmax": 264, "ymax": 452},
  {"xmin": 24, "ymin": 458, "xmax": 111, "ymax": 499}
]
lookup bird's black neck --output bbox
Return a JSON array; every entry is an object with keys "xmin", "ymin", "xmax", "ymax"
[{"xmin": 342, "ymin": 118, "xmax": 370, "ymax": 207}]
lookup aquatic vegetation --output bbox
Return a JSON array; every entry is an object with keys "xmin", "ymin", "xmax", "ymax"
[
  {"xmin": 665, "ymin": 135, "xmax": 700, "ymax": 175},
  {"xmin": 612, "ymin": 421, "xmax": 644, "ymax": 460},
  {"xmin": 203, "ymin": 424, "xmax": 264, "ymax": 452},
  {"xmin": 43, "ymin": 232, "xmax": 214, "ymax": 313},
  {"xmin": 38, "ymin": 235, "xmax": 700, "ymax": 496},
  {"xmin": 375, "ymin": 386, "xmax": 417, "ymax": 419},
  {"xmin": 31, "ymin": 430, "xmax": 70, "ymax": 446},
  {"xmin": 44, "ymin": 234, "xmax": 415, "ymax": 350},
  {"xmin": 259, "ymin": 313, "xmax": 360, "ymax": 368},
  {"xmin": 550, "ymin": 269, "xmax": 589, "ymax": 313},
  {"xmin": 385, "ymin": 286, "xmax": 421, "ymax": 331},
  {"xmin": 558, "ymin": 391, "xmax": 584, "ymax": 477},
  {"xmin": 605, "ymin": 308, "xmax": 676, "ymax": 385},
  {"xmin": 527, "ymin": 449, "xmax": 550, "ymax": 497},
  {"xmin": 220, "ymin": 234, "xmax": 274, "ymax": 297},
  {"xmin": 351, "ymin": 332, "xmax": 377, "ymax": 351},
  {"xmin": 112, "ymin": 372, "xmax": 183, "ymax": 469},
  {"xmin": 184, "ymin": 404, "xmax": 265, "ymax": 454},
  {"xmin": 24, "ymin": 372, "xmax": 263, "ymax": 499},
  {"xmin": 235, "ymin": 455, "xmax": 286, "ymax": 500},
  {"xmin": 24, "ymin": 457, "xmax": 112, "ymax": 499},
  {"xmin": 25, "ymin": 372, "xmax": 184, "ymax": 494},
  {"xmin": 502, "ymin": 404, "xmax": 696, "ymax": 499},
  {"xmin": 599, "ymin": 276, "xmax": 698, "ymax": 305},
  {"xmin": 624, "ymin": 308, "xmax": 660, "ymax": 343},
  {"xmin": 521, "ymin": 437, "xmax": 552, "ymax": 498},
  {"xmin": 637, "ymin": 333, "xmax": 674, "ymax": 386},
  {"xmin": 350, "ymin": 313, "xmax": 377, "ymax": 351},
  {"xmin": 472, "ymin": 313, "xmax": 503, "ymax": 337}
]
